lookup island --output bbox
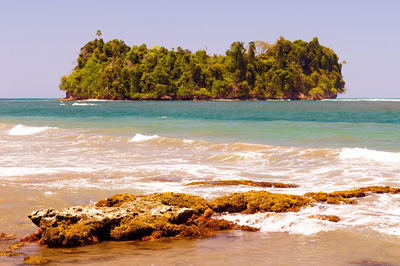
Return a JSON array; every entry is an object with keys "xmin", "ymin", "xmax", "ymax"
[{"xmin": 59, "ymin": 36, "xmax": 345, "ymax": 101}]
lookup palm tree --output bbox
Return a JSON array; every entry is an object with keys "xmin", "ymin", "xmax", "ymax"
[{"xmin": 96, "ymin": 30, "xmax": 102, "ymax": 38}]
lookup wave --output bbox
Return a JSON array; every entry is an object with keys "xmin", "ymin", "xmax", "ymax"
[
  {"xmin": 339, "ymin": 148, "xmax": 400, "ymax": 164},
  {"xmin": 72, "ymin": 102, "xmax": 98, "ymax": 106},
  {"xmin": 8, "ymin": 124, "xmax": 51, "ymax": 136},
  {"xmin": 129, "ymin": 133, "xmax": 160, "ymax": 142}
]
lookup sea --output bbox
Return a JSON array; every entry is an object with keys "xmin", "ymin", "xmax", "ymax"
[{"xmin": 1, "ymin": 98, "xmax": 400, "ymax": 265}]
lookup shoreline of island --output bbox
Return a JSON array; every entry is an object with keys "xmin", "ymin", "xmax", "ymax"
[{"xmin": 57, "ymin": 91, "xmax": 337, "ymax": 102}]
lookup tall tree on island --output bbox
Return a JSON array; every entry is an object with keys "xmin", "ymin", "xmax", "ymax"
[{"xmin": 96, "ymin": 30, "xmax": 102, "ymax": 39}]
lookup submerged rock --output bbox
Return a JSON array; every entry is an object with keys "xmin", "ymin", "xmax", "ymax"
[
  {"xmin": 0, "ymin": 249, "xmax": 23, "ymax": 257},
  {"xmin": 8, "ymin": 243, "xmax": 24, "ymax": 250},
  {"xmin": 187, "ymin": 180, "xmax": 299, "ymax": 188},
  {"xmin": 0, "ymin": 233, "xmax": 16, "ymax": 240}
]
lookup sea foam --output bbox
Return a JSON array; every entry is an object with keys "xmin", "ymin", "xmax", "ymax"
[
  {"xmin": 339, "ymin": 148, "xmax": 400, "ymax": 163},
  {"xmin": 218, "ymin": 210, "xmax": 337, "ymax": 236},
  {"xmin": 129, "ymin": 133, "xmax": 160, "ymax": 142},
  {"xmin": 8, "ymin": 124, "xmax": 50, "ymax": 136}
]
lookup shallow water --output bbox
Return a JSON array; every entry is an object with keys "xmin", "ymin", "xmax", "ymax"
[{"xmin": 0, "ymin": 99, "xmax": 400, "ymax": 265}]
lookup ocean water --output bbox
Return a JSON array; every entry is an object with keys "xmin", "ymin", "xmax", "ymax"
[{"xmin": 1, "ymin": 99, "xmax": 400, "ymax": 265}]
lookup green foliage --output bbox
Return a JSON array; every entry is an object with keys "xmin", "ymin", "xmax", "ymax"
[{"xmin": 60, "ymin": 37, "xmax": 345, "ymax": 100}]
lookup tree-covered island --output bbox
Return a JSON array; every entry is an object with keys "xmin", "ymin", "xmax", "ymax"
[{"xmin": 60, "ymin": 36, "xmax": 345, "ymax": 101}]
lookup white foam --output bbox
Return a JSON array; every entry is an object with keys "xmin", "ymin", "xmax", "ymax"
[
  {"xmin": 218, "ymin": 210, "xmax": 337, "ymax": 236},
  {"xmin": 72, "ymin": 103, "xmax": 98, "ymax": 106},
  {"xmin": 234, "ymin": 152, "xmax": 265, "ymax": 160},
  {"xmin": 218, "ymin": 193, "xmax": 400, "ymax": 238},
  {"xmin": 0, "ymin": 167, "xmax": 61, "ymax": 177},
  {"xmin": 8, "ymin": 124, "xmax": 50, "ymax": 136},
  {"xmin": 129, "ymin": 133, "xmax": 160, "ymax": 142},
  {"xmin": 339, "ymin": 148, "xmax": 400, "ymax": 163}
]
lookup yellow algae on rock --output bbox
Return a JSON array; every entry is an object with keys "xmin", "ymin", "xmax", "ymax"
[
  {"xmin": 304, "ymin": 186, "xmax": 400, "ymax": 204},
  {"xmin": 110, "ymin": 216, "xmax": 171, "ymax": 240},
  {"xmin": 210, "ymin": 190, "xmax": 312, "ymax": 214},
  {"xmin": 187, "ymin": 180, "xmax": 299, "ymax": 188},
  {"xmin": 40, "ymin": 221, "xmax": 103, "ymax": 247},
  {"xmin": 23, "ymin": 256, "xmax": 49, "ymax": 265},
  {"xmin": 95, "ymin": 193, "xmax": 137, "ymax": 207},
  {"xmin": 139, "ymin": 192, "xmax": 211, "ymax": 214}
]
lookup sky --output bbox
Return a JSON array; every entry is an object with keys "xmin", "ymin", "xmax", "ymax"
[{"xmin": 0, "ymin": 0, "xmax": 399, "ymax": 98}]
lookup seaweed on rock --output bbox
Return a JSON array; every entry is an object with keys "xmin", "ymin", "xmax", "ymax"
[
  {"xmin": 210, "ymin": 190, "xmax": 312, "ymax": 213},
  {"xmin": 187, "ymin": 180, "xmax": 299, "ymax": 188},
  {"xmin": 304, "ymin": 186, "xmax": 400, "ymax": 204},
  {"xmin": 95, "ymin": 193, "xmax": 137, "ymax": 207},
  {"xmin": 139, "ymin": 192, "xmax": 211, "ymax": 214}
]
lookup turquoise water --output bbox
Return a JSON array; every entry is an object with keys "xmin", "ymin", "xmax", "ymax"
[
  {"xmin": 1, "ymin": 99, "xmax": 400, "ymax": 265},
  {"xmin": 1, "ymin": 99, "xmax": 399, "ymax": 151}
]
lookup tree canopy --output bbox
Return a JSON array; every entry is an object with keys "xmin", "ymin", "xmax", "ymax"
[{"xmin": 60, "ymin": 37, "xmax": 345, "ymax": 100}]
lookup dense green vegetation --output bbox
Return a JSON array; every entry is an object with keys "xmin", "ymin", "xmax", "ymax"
[{"xmin": 60, "ymin": 36, "xmax": 345, "ymax": 100}]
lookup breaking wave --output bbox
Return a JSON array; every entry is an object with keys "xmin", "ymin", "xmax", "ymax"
[
  {"xmin": 8, "ymin": 124, "xmax": 51, "ymax": 136},
  {"xmin": 339, "ymin": 148, "xmax": 400, "ymax": 164},
  {"xmin": 129, "ymin": 133, "xmax": 160, "ymax": 142}
]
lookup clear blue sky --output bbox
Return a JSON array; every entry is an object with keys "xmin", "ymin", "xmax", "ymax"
[{"xmin": 0, "ymin": 0, "xmax": 399, "ymax": 98}]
